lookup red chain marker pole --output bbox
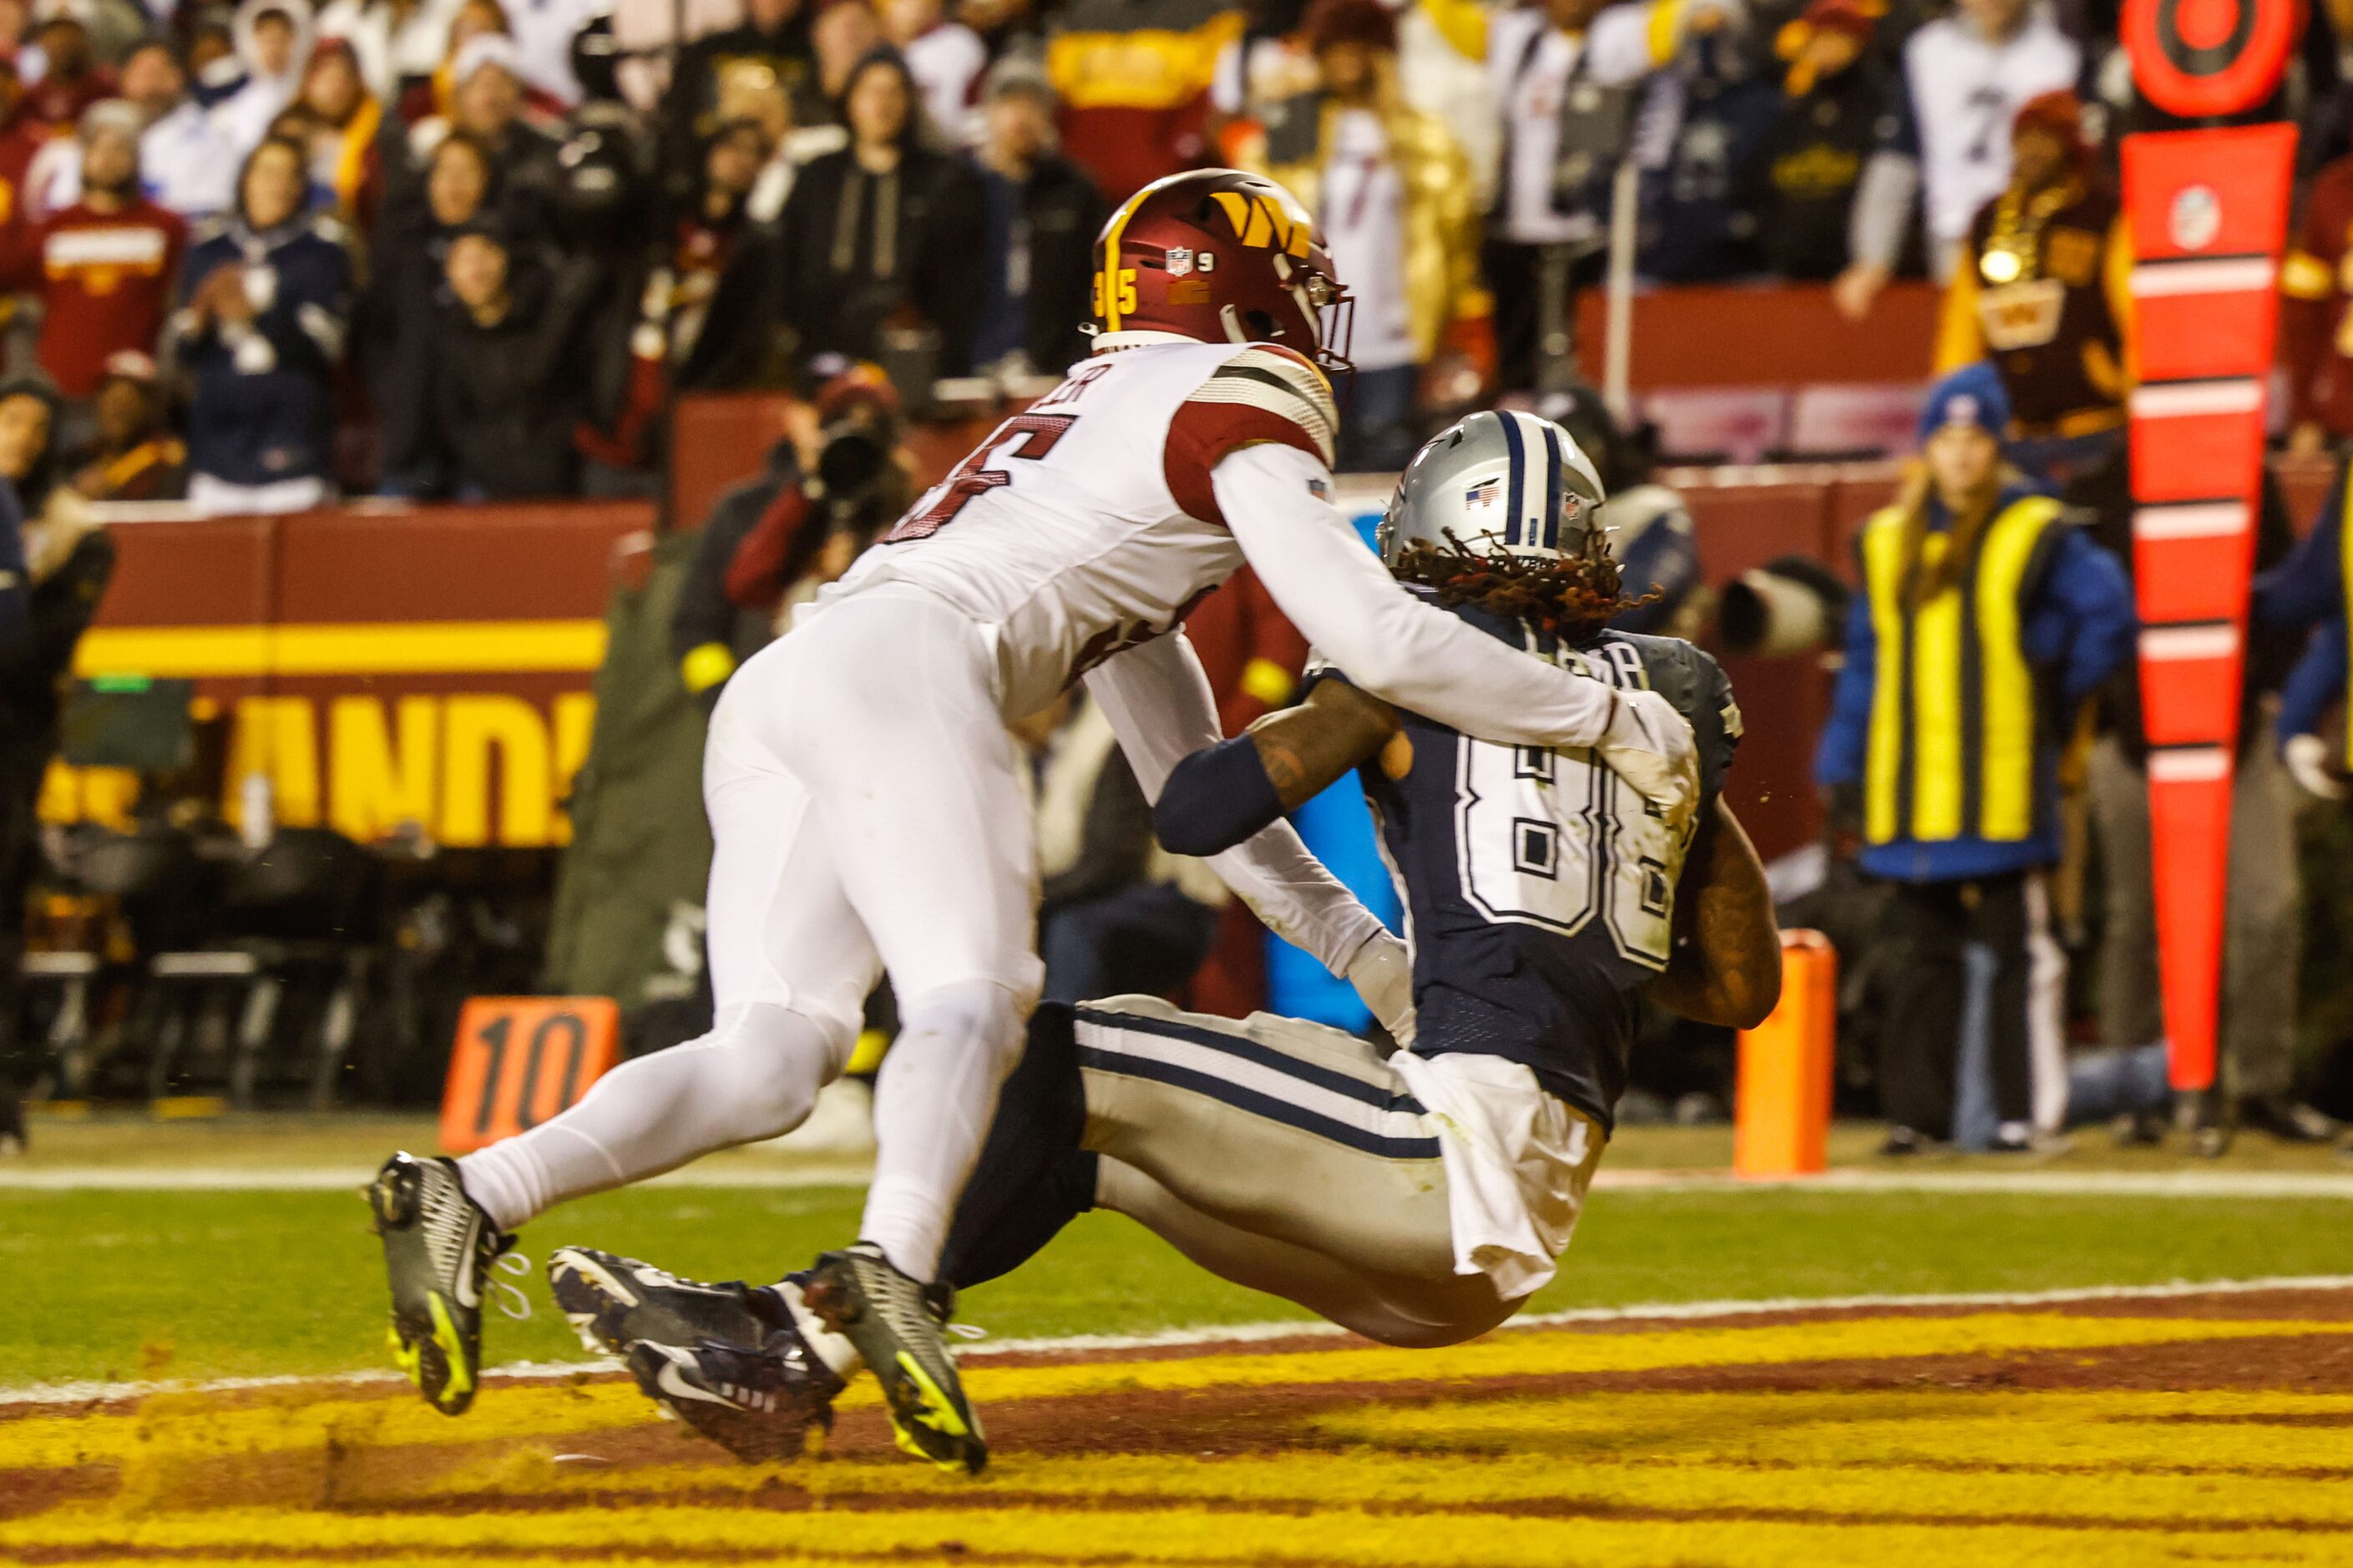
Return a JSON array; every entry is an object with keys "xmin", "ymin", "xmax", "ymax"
[{"xmin": 2119, "ymin": 0, "xmax": 2301, "ymax": 1094}]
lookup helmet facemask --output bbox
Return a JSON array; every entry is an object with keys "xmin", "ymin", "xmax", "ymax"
[{"xmin": 1275, "ymin": 252, "xmax": 1354, "ymax": 377}]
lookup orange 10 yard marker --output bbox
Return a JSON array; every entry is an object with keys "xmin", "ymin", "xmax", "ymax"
[{"xmin": 438, "ymin": 997, "xmax": 621, "ymax": 1155}]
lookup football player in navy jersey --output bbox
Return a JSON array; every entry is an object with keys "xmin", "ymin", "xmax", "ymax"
[{"xmin": 542, "ymin": 410, "xmax": 1779, "ymax": 1459}]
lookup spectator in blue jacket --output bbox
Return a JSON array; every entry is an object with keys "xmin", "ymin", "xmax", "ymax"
[
  {"xmin": 173, "ymin": 134, "xmax": 352, "ymax": 516},
  {"xmin": 1816, "ymin": 362, "xmax": 2135, "ymax": 1152},
  {"xmin": 2254, "ymin": 462, "xmax": 2353, "ymax": 802}
]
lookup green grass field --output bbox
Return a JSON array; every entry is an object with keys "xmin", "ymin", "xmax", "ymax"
[{"xmin": 11, "ymin": 1178, "xmax": 2353, "ymax": 1389}]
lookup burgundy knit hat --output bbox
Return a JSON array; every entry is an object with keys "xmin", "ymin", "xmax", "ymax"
[
  {"xmin": 1303, "ymin": 0, "xmax": 1398, "ymax": 55},
  {"xmin": 1797, "ymin": 0, "xmax": 1875, "ymax": 43},
  {"xmin": 2012, "ymin": 89, "xmax": 2092, "ymax": 169},
  {"xmin": 815, "ymin": 362, "xmax": 902, "ymax": 426}
]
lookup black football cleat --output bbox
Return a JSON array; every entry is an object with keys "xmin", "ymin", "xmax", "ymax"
[
  {"xmin": 365, "ymin": 1151, "xmax": 520, "ymax": 1415},
  {"xmin": 804, "ymin": 1242, "xmax": 985, "ymax": 1474},
  {"xmin": 548, "ymin": 1247, "xmax": 774, "ymax": 1358},
  {"xmin": 622, "ymin": 1333, "xmax": 847, "ymax": 1464},
  {"xmin": 548, "ymin": 1247, "xmax": 845, "ymax": 1462}
]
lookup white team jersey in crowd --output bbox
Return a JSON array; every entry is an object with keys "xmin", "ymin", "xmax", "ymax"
[
  {"xmin": 826, "ymin": 338, "xmax": 1338, "ymax": 718},
  {"xmin": 1903, "ymin": 12, "xmax": 2081, "ymax": 247},
  {"xmin": 1489, "ymin": 3, "xmax": 1657, "ymax": 246}
]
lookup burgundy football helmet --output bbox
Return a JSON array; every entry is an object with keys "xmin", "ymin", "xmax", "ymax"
[{"xmin": 1090, "ymin": 169, "xmax": 1354, "ymax": 373}]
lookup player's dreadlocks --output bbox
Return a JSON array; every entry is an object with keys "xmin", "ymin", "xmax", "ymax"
[{"xmin": 1389, "ymin": 529, "xmax": 1657, "ymax": 642}]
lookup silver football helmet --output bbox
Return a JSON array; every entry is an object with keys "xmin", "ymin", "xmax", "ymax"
[{"xmin": 1376, "ymin": 409, "xmax": 1607, "ymax": 568}]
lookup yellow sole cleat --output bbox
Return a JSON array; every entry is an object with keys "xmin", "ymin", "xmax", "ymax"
[
  {"xmin": 367, "ymin": 1151, "xmax": 512, "ymax": 1418},
  {"xmin": 878, "ymin": 1342, "xmax": 984, "ymax": 1474}
]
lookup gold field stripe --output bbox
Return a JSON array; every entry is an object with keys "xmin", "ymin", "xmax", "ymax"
[
  {"xmin": 4, "ymin": 1317, "xmax": 2342, "ymax": 1474},
  {"xmin": 1311, "ymin": 1388, "xmax": 2353, "ymax": 1479},
  {"xmin": 392, "ymin": 1441, "xmax": 2353, "ymax": 1528},
  {"xmin": 73, "ymin": 620, "xmax": 610, "ymax": 679},
  {"xmin": 948, "ymin": 1314, "xmax": 2353, "ymax": 1406},
  {"xmin": 1024, "ymin": 1448, "xmax": 2353, "ymax": 1527},
  {"xmin": 0, "ymin": 1379, "xmax": 660, "ymax": 1469},
  {"xmin": 12, "ymin": 1503, "xmax": 2353, "ymax": 1568}
]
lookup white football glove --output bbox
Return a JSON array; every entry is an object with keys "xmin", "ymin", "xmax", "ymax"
[
  {"xmin": 1346, "ymin": 932, "xmax": 1416, "ymax": 1047},
  {"xmin": 1596, "ymin": 687, "xmax": 1702, "ymax": 827},
  {"xmin": 2285, "ymin": 733, "xmax": 2350, "ymax": 802}
]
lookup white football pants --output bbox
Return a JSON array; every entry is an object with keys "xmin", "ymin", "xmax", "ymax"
[
  {"xmin": 1074, "ymin": 1003, "xmax": 1601, "ymax": 1347},
  {"xmin": 462, "ymin": 584, "xmax": 1042, "ymax": 1281}
]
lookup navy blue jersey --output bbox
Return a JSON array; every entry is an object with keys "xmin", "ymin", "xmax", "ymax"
[{"xmin": 1313, "ymin": 592, "xmax": 1741, "ymax": 1133}]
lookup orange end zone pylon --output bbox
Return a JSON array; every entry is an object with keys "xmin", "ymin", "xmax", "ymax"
[{"xmin": 1734, "ymin": 930, "xmax": 1837, "ymax": 1179}]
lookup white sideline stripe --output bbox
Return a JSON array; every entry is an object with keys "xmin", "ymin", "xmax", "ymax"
[
  {"xmin": 1677, "ymin": 1168, "xmax": 2353, "ymax": 1197},
  {"xmin": 12, "ymin": 1164, "xmax": 2353, "ymax": 1196},
  {"xmin": 2131, "ymin": 380, "xmax": 2263, "ymax": 418},
  {"xmin": 2141, "ymin": 623, "xmax": 2240, "ymax": 660},
  {"xmin": 0, "ymin": 1162, "xmax": 879, "ymax": 1191},
  {"xmin": 2149, "ymin": 746, "xmax": 2232, "ymax": 784},
  {"xmin": 3, "ymin": 1273, "xmax": 2350, "ymax": 1409},
  {"xmin": 2130, "ymin": 258, "xmax": 2276, "ymax": 296},
  {"xmin": 2133, "ymin": 503, "xmax": 2249, "ymax": 541}
]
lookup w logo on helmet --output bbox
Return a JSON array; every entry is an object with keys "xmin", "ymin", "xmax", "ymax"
[{"xmin": 1207, "ymin": 190, "xmax": 1314, "ymax": 259}]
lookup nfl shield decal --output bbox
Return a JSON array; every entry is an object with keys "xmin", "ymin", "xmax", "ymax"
[{"xmin": 1166, "ymin": 246, "xmax": 1194, "ymax": 278}]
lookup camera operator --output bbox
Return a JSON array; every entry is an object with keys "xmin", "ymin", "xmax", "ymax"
[{"xmin": 671, "ymin": 365, "xmax": 912, "ymax": 709}]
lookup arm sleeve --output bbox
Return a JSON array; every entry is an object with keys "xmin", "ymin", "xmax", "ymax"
[
  {"xmin": 1813, "ymin": 584, "xmax": 1878, "ymax": 787},
  {"xmin": 2251, "ymin": 466, "xmax": 2346, "ymax": 629},
  {"xmin": 1583, "ymin": 1, "xmax": 1677, "ymax": 82},
  {"xmin": 721, "ymin": 485, "xmax": 815, "ymax": 609},
  {"xmin": 250, "ymin": 245, "xmax": 351, "ymax": 372},
  {"xmin": 2037, "ymin": 529, "xmax": 2140, "ymax": 706},
  {"xmin": 1213, "ymin": 443, "xmax": 1627, "ymax": 750},
  {"xmin": 1695, "ymin": 649, "xmax": 1743, "ymax": 801},
  {"xmin": 2277, "ymin": 619, "xmax": 2349, "ymax": 742},
  {"xmin": 1848, "ymin": 150, "xmax": 1920, "ymax": 272},
  {"xmin": 1082, "ymin": 628, "xmax": 1387, "ymax": 976}
]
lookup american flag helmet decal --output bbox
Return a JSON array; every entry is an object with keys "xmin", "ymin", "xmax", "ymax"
[{"xmin": 1376, "ymin": 409, "xmax": 1608, "ymax": 568}]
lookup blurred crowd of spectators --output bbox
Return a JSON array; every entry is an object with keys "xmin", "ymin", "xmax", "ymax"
[{"xmin": 0, "ymin": 0, "xmax": 2345, "ymax": 509}]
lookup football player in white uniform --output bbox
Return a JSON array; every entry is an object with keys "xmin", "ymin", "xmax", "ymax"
[{"xmin": 367, "ymin": 168, "xmax": 1699, "ymax": 1473}]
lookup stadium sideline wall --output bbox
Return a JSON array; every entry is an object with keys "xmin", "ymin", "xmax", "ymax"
[{"xmin": 47, "ymin": 412, "xmax": 2340, "ymax": 865}]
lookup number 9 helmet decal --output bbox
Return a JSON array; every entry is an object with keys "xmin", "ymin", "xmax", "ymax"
[{"xmin": 1090, "ymin": 168, "xmax": 1355, "ymax": 375}]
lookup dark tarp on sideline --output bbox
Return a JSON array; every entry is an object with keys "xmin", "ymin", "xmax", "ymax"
[{"xmin": 543, "ymin": 530, "xmax": 712, "ymax": 1017}]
